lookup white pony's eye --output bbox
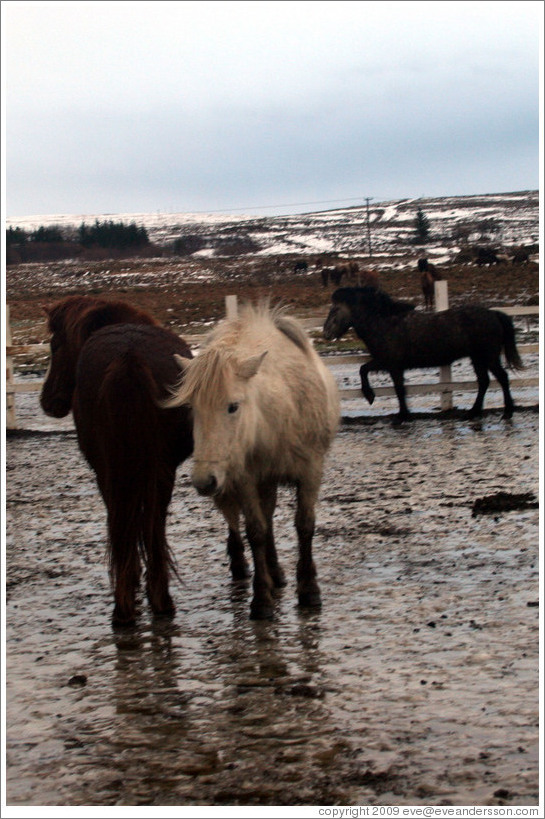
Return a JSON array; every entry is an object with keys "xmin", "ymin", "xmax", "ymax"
[{"xmin": 228, "ymin": 402, "xmax": 239, "ymax": 414}]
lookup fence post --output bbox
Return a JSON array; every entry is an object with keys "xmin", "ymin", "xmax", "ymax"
[
  {"xmin": 435, "ymin": 280, "xmax": 452, "ymax": 411},
  {"xmin": 6, "ymin": 304, "xmax": 17, "ymax": 429},
  {"xmin": 225, "ymin": 295, "xmax": 238, "ymax": 320}
]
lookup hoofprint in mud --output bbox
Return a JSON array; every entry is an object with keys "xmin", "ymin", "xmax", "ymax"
[{"xmin": 5, "ymin": 383, "xmax": 539, "ymax": 807}]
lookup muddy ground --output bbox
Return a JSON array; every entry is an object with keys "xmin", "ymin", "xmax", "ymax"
[
  {"xmin": 5, "ymin": 396, "xmax": 540, "ymax": 807},
  {"xmin": 5, "ymin": 254, "xmax": 541, "ymax": 808}
]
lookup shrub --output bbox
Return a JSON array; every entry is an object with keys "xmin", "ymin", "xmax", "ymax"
[
  {"xmin": 173, "ymin": 234, "xmax": 207, "ymax": 256},
  {"xmin": 212, "ymin": 235, "xmax": 261, "ymax": 256}
]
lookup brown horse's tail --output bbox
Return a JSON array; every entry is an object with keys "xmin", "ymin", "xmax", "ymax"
[
  {"xmin": 97, "ymin": 351, "xmax": 178, "ymax": 618},
  {"xmin": 495, "ymin": 310, "xmax": 524, "ymax": 370}
]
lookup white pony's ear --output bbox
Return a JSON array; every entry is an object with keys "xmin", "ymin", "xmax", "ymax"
[
  {"xmin": 236, "ymin": 351, "xmax": 267, "ymax": 380},
  {"xmin": 174, "ymin": 353, "xmax": 191, "ymax": 374}
]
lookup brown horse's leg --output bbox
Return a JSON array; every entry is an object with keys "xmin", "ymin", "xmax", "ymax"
[
  {"xmin": 142, "ymin": 468, "xmax": 176, "ymax": 617},
  {"xmin": 391, "ymin": 368, "xmax": 410, "ymax": 423},
  {"xmin": 468, "ymin": 360, "xmax": 489, "ymax": 418},
  {"xmin": 489, "ymin": 359, "xmax": 515, "ymax": 418},
  {"xmin": 214, "ymin": 495, "xmax": 251, "ymax": 580},
  {"xmin": 95, "ymin": 467, "xmax": 140, "ymax": 625},
  {"xmin": 295, "ymin": 473, "xmax": 322, "ymax": 609},
  {"xmin": 359, "ymin": 361, "xmax": 377, "ymax": 404},
  {"xmin": 108, "ymin": 510, "xmax": 142, "ymax": 626},
  {"xmin": 240, "ymin": 486, "xmax": 275, "ymax": 619},
  {"xmin": 259, "ymin": 481, "xmax": 286, "ymax": 588},
  {"xmin": 144, "ymin": 502, "xmax": 176, "ymax": 617}
]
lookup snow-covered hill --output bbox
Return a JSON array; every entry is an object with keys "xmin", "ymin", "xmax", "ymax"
[{"xmin": 7, "ymin": 190, "xmax": 539, "ymax": 266}]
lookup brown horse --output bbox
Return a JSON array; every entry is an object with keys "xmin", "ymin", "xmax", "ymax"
[
  {"xmin": 40, "ymin": 295, "xmax": 194, "ymax": 625},
  {"xmin": 359, "ymin": 267, "xmax": 380, "ymax": 288},
  {"xmin": 418, "ymin": 258, "xmax": 442, "ymax": 309}
]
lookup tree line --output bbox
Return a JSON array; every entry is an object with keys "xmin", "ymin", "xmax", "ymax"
[{"xmin": 7, "ymin": 219, "xmax": 150, "ymax": 249}]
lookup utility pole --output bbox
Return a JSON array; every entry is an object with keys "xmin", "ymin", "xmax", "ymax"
[{"xmin": 364, "ymin": 197, "xmax": 373, "ymax": 257}]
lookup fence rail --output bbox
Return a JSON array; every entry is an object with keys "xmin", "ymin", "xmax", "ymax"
[{"xmin": 5, "ymin": 287, "xmax": 539, "ymax": 429}]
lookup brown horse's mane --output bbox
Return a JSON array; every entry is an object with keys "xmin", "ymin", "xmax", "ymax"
[{"xmin": 44, "ymin": 294, "xmax": 159, "ymax": 351}]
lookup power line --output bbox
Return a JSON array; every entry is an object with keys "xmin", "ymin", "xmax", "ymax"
[{"xmin": 189, "ymin": 195, "xmax": 373, "ymax": 215}]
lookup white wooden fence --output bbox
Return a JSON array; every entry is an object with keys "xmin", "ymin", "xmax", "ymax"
[{"xmin": 5, "ymin": 282, "xmax": 539, "ymax": 429}]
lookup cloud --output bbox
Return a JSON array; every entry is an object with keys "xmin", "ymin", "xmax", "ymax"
[{"xmin": 4, "ymin": 0, "xmax": 541, "ymax": 216}]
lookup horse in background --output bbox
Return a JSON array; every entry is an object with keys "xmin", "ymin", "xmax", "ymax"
[
  {"xmin": 418, "ymin": 257, "xmax": 443, "ymax": 309},
  {"xmin": 40, "ymin": 295, "xmax": 194, "ymax": 625},
  {"xmin": 165, "ymin": 302, "xmax": 339, "ymax": 620},
  {"xmin": 325, "ymin": 262, "xmax": 359, "ymax": 287},
  {"xmin": 358, "ymin": 267, "xmax": 380, "ymax": 288},
  {"xmin": 323, "ymin": 286, "xmax": 523, "ymax": 424}
]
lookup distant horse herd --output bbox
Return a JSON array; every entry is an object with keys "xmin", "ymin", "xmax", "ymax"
[{"xmin": 39, "ymin": 248, "xmax": 526, "ymax": 626}]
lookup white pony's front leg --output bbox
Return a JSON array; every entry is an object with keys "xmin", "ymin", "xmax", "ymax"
[
  {"xmin": 240, "ymin": 484, "xmax": 276, "ymax": 620},
  {"xmin": 295, "ymin": 471, "xmax": 322, "ymax": 609}
]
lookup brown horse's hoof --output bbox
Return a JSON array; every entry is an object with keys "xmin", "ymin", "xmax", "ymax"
[
  {"xmin": 230, "ymin": 560, "xmax": 252, "ymax": 581},
  {"xmin": 148, "ymin": 592, "xmax": 175, "ymax": 618},
  {"xmin": 297, "ymin": 587, "xmax": 322, "ymax": 608},
  {"xmin": 112, "ymin": 605, "xmax": 137, "ymax": 627},
  {"xmin": 269, "ymin": 564, "xmax": 287, "ymax": 588},
  {"xmin": 250, "ymin": 599, "xmax": 275, "ymax": 620},
  {"xmin": 392, "ymin": 413, "xmax": 409, "ymax": 426},
  {"xmin": 298, "ymin": 593, "xmax": 322, "ymax": 609}
]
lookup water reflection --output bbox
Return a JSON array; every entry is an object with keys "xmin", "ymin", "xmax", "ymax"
[{"xmin": 93, "ymin": 577, "xmax": 339, "ymax": 805}]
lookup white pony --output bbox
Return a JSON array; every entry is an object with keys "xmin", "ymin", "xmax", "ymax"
[{"xmin": 167, "ymin": 302, "xmax": 339, "ymax": 619}]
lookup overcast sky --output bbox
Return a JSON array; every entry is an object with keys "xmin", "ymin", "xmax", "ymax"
[{"xmin": 3, "ymin": 0, "xmax": 542, "ymax": 218}]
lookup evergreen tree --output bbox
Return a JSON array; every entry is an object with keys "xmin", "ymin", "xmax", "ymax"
[{"xmin": 414, "ymin": 208, "xmax": 431, "ymax": 244}]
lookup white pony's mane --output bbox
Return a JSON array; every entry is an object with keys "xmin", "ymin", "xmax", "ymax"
[
  {"xmin": 173, "ymin": 302, "xmax": 313, "ymax": 406},
  {"xmin": 208, "ymin": 301, "xmax": 311, "ymax": 353}
]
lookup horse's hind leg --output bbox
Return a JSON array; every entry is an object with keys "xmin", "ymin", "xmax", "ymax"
[
  {"xmin": 259, "ymin": 481, "xmax": 286, "ymax": 588},
  {"xmin": 215, "ymin": 495, "xmax": 251, "ymax": 580},
  {"xmin": 489, "ymin": 358, "xmax": 515, "ymax": 418},
  {"xmin": 145, "ymin": 478, "xmax": 176, "ymax": 618},
  {"xmin": 391, "ymin": 369, "xmax": 410, "ymax": 423},
  {"xmin": 295, "ymin": 472, "xmax": 322, "ymax": 609},
  {"xmin": 468, "ymin": 361, "xmax": 489, "ymax": 418},
  {"xmin": 107, "ymin": 509, "xmax": 141, "ymax": 626}
]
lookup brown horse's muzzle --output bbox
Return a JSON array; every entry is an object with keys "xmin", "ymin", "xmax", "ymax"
[{"xmin": 40, "ymin": 390, "xmax": 72, "ymax": 418}]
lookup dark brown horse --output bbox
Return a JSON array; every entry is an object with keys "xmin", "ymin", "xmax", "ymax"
[
  {"xmin": 323, "ymin": 286, "xmax": 523, "ymax": 423},
  {"xmin": 40, "ymin": 295, "xmax": 194, "ymax": 625}
]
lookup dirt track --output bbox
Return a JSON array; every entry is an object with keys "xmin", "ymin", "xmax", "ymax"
[{"xmin": 5, "ymin": 397, "xmax": 539, "ymax": 807}]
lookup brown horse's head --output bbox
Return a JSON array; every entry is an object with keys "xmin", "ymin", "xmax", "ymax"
[{"xmin": 40, "ymin": 295, "xmax": 158, "ymax": 417}]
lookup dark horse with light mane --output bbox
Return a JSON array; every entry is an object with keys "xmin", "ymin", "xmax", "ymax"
[
  {"xmin": 40, "ymin": 295, "xmax": 194, "ymax": 625},
  {"xmin": 323, "ymin": 286, "xmax": 523, "ymax": 424}
]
